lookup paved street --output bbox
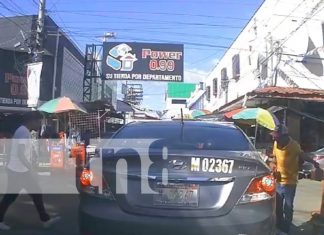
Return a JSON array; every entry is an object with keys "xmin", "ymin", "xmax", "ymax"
[
  {"xmin": 0, "ymin": 179, "xmax": 322, "ymax": 235},
  {"xmin": 0, "ymin": 194, "xmax": 79, "ymax": 235},
  {"xmin": 291, "ymin": 180, "xmax": 324, "ymax": 235}
]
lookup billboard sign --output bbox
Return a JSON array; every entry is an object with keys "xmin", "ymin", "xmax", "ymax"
[
  {"xmin": 0, "ymin": 69, "xmax": 28, "ymax": 107},
  {"xmin": 102, "ymin": 42, "xmax": 184, "ymax": 82}
]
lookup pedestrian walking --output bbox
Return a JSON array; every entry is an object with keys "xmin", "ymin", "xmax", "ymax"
[
  {"xmin": 270, "ymin": 124, "xmax": 319, "ymax": 235},
  {"xmin": 0, "ymin": 112, "xmax": 60, "ymax": 230}
]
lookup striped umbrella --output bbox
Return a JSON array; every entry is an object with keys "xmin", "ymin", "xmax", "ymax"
[
  {"xmin": 232, "ymin": 108, "xmax": 279, "ymax": 130},
  {"xmin": 38, "ymin": 97, "xmax": 87, "ymax": 113}
]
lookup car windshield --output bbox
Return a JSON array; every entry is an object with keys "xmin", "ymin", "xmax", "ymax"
[{"xmin": 113, "ymin": 123, "xmax": 253, "ymax": 151}]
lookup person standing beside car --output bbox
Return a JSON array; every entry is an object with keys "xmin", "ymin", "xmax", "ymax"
[{"xmin": 270, "ymin": 124, "xmax": 319, "ymax": 235}]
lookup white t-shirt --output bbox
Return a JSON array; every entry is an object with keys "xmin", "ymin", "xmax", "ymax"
[{"xmin": 7, "ymin": 125, "xmax": 32, "ymax": 173}]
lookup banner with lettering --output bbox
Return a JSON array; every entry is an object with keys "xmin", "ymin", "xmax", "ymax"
[
  {"xmin": 27, "ymin": 62, "xmax": 43, "ymax": 108},
  {"xmin": 0, "ymin": 69, "xmax": 28, "ymax": 106}
]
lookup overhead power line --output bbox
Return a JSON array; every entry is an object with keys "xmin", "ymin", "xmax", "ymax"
[
  {"xmin": 57, "ymin": 0, "xmax": 259, "ymax": 6},
  {"xmin": 6, "ymin": 0, "xmax": 27, "ymax": 15},
  {"xmin": 53, "ymin": 10, "xmax": 250, "ymax": 21},
  {"xmin": 55, "ymin": 27, "xmax": 235, "ymax": 41},
  {"xmin": 0, "ymin": 2, "xmax": 24, "ymax": 15},
  {"xmin": 47, "ymin": 2, "xmax": 84, "ymax": 50},
  {"xmin": 261, "ymin": 0, "xmax": 324, "ymax": 66},
  {"xmin": 48, "ymin": 11, "xmax": 245, "ymax": 29},
  {"xmin": 32, "ymin": 0, "xmax": 38, "ymax": 7}
]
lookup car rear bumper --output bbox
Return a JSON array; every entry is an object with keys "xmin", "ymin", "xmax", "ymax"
[{"xmin": 79, "ymin": 196, "xmax": 276, "ymax": 235}]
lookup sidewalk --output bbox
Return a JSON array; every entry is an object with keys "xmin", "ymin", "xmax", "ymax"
[{"xmin": 291, "ymin": 179, "xmax": 324, "ymax": 235}]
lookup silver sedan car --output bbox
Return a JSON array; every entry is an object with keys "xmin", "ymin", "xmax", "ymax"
[{"xmin": 78, "ymin": 121, "xmax": 276, "ymax": 235}]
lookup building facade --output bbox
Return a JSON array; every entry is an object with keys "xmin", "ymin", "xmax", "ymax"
[
  {"xmin": 0, "ymin": 15, "xmax": 84, "ymax": 110},
  {"xmin": 203, "ymin": 0, "xmax": 324, "ymax": 112}
]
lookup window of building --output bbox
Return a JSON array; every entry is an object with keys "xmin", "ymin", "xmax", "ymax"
[
  {"xmin": 206, "ymin": 86, "xmax": 211, "ymax": 101},
  {"xmin": 221, "ymin": 68, "xmax": 227, "ymax": 81},
  {"xmin": 213, "ymin": 78, "xmax": 218, "ymax": 97},
  {"xmin": 232, "ymin": 54, "xmax": 240, "ymax": 80},
  {"xmin": 221, "ymin": 68, "xmax": 228, "ymax": 90},
  {"xmin": 257, "ymin": 54, "xmax": 268, "ymax": 80},
  {"xmin": 248, "ymin": 45, "xmax": 252, "ymax": 66},
  {"xmin": 199, "ymin": 82, "xmax": 204, "ymax": 90}
]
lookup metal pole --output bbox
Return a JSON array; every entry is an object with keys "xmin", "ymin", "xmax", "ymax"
[
  {"xmin": 35, "ymin": 0, "xmax": 46, "ymax": 62},
  {"xmin": 283, "ymin": 108, "xmax": 287, "ymax": 125},
  {"xmin": 254, "ymin": 123, "xmax": 258, "ymax": 147},
  {"xmin": 98, "ymin": 110, "xmax": 101, "ymax": 139},
  {"xmin": 52, "ymin": 28, "xmax": 60, "ymax": 98},
  {"xmin": 269, "ymin": 34, "xmax": 274, "ymax": 86},
  {"xmin": 101, "ymin": 33, "xmax": 115, "ymax": 100}
]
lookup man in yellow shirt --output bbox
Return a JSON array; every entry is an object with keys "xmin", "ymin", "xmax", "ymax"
[{"xmin": 271, "ymin": 124, "xmax": 319, "ymax": 235}]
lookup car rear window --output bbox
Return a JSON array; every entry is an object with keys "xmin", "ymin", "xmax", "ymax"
[{"xmin": 113, "ymin": 124, "xmax": 253, "ymax": 151}]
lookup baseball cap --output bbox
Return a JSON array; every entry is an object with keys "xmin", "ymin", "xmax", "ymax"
[{"xmin": 270, "ymin": 124, "xmax": 288, "ymax": 138}]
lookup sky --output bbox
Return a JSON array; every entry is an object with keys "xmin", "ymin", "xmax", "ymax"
[{"xmin": 0, "ymin": 0, "xmax": 264, "ymax": 110}]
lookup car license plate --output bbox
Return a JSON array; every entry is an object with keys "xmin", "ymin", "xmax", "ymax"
[
  {"xmin": 153, "ymin": 183, "xmax": 199, "ymax": 207},
  {"xmin": 191, "ymin": 157, "xmax": 235, "ymax": 173},
  {"xmin": 38, "ymin": 162, "xmax": 51, "ymax": 168}
]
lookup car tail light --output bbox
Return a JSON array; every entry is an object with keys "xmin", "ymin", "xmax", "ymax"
[
  {"xmin": 79, "ymin": 169, "xmax": 115, "ymax": 200},
  {"xmin": 80, "ymin": 169, "xmax": 94, "ymax": 186},
  {"xmin": 238, "ymin": 174, "xmax": 275, "ymax": 204}
]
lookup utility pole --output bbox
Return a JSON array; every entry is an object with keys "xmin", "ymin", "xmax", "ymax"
[
  {"xmin": 269, "ymin": 34, "xmax": 274, "ymax": 86},
  {"xmin": 101, "ymin": 32, "xmax": 116, "ymax": 100},
  {"xmin": 52, "ymin": 28, "xmax": 60, "ymax": 98},
  {"xmin": 35, "ymin": 0, "xmax": 46, "ymax": 62}
]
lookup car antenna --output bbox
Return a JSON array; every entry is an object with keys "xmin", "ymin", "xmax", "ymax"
[
  {"xmin": 180, "ymin": 108, "xmax": 184, "ymax": 125},
  {"xmin": 180, "ymin": 108, "xmax": 184, "ymax": 141}
]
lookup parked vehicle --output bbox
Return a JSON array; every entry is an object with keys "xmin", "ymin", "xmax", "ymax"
[
  {"xmin": 297, "ymin": 148, "xmax": 324, "ymax": 179},
  {"xmin": 311, "ymin": 147, "xmax": 324, "ymax": 167},
  {"xmin": 78, "ymin": 121, "xmax": 276, "ymax": 235}
]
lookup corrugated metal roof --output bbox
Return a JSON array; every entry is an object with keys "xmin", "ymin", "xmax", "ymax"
[
  {"xmin": 0, "ymin": 15, "xmax": 35, "ymax": 52},
  {"xmin": 251, "ymin": 86, "xmax": 324, "ymax": 101}
]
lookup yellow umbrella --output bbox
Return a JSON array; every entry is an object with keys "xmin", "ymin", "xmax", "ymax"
[{"xmin": 232, "ymin": 108, "xmax": 279, "ymax": 131}]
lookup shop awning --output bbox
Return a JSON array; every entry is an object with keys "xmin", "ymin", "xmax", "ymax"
[
  {"xmin": 250, "ymin": 86, "xmax": 324, "ymax": 102},
  {"xmin": 217, "ymin": 86, "xmax": 324, "ymax": 113},
  {"xmin": 224, "ymin": 108, "xmax": 245, "ymax": 119},
  {"xmin": 0, "ymin": 106, "xmax": 32, "ymax": 113}
]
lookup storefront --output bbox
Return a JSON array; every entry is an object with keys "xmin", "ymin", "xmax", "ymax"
[{"xmin": 216, "ymin": 86, "xmax": 324, "ymax": 152}]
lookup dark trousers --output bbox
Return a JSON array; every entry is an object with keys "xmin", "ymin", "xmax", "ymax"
[
  {"xmin": 0, "ymin": 169, "xmax": 50, "ymax": 222},
  {"xmin": 276, "ymin": 184, "xmax": 297, "ymax": 233}
]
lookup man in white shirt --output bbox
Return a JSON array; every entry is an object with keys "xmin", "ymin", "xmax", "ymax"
[{"xmin": 0, "ymin": 112, "xmax": 60, "ymax": 230}]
